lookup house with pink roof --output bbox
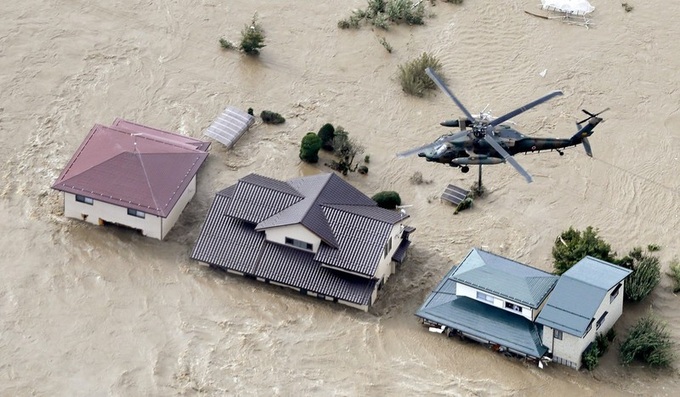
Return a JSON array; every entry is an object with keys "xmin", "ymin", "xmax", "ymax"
[{"xmin": 52, "ymin": 119, "xmax": 209, "ymax": 240}]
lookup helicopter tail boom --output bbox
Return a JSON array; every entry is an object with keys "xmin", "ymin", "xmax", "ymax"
[{"xmin": 570, "ymin": 115, "xmax": 602, "ymax": 144}]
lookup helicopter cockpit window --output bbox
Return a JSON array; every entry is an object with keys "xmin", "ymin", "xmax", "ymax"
[{"xmin": 434, "ymin": 144, "xmax": 448, "ymax": 155}]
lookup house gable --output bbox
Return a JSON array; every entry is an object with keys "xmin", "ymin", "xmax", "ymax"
[{"xmin": 264, "ymin": 224, "xmax": 322, "ymax": 253}]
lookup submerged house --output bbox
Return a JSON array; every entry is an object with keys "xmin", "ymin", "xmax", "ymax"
[
  {"xmin": 51, "ymin": 119, "xmax": 209, "ymax": 240},
  {"xmin": 536, "ymin": 256, "xmax": 632, "ymax": 369},
  {"xmin": 191, "ymin": 172, "xmax": 415, "ymax": 311},
  {"xmin": 416, "ymin": 248, "xmax": 631, "ymax": 370}
]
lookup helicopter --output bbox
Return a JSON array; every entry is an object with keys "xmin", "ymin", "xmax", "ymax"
[{"xmin": 397, "ymin": 67, "xmax": 608, "ymax": 183}]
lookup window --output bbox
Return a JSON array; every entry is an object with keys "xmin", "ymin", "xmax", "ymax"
[
  {"xmin": 285, "ymin": 237, "xmax": 313, "ymax": 251},
  {"xmin": 584, "ymin": 319, "xmax": 594, "ymax": 335},
  {"xmin": 476, "ymin": 291, "xmax": 494, "ymax": 304},
  {"xmin": 596, "ymin": 311, "xmax": 609, "ymax": 330},
  {"xmin": 553, "ymin": 329, "xmax": 563, "ymax": 340},
  {"xmin": 383, "ymin": 237, "xmax": 393, "ymax": 258},
  {"xmin": 505, "ymin": 302, "xmax": 523, "ymax": 313},
  {"xmin": 75, "ymin": 194, "xmax": 93, "ymax": 205},
  {"xmin": 610, "ymin": 283, "xmax": 622, "ymax": 303},
  {"xmin": 127, "ymin": 208, "xmax": 146, "ymax": 218}
]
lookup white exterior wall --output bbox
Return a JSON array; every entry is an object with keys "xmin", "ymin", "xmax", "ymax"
[
  {"xmin": 159, "ymin": 176, "xmax": 196, "ymax": 239},
  {"xmin": 542, "ymin": 325, "xmax": 591, "ymax": 369},
  {"xmin": 63, "ymin": 192, "xmax": 162, "ymax": 239},
  {"xmin": 373, "ymin": 223, "xmax": 404, "ymax": 282},
  {"xmin": 545, "ymin": 281, "xmax": 626, "ymax": 369},
  {"xmin": 264, "ymin": 224, "xmax": 322, "ymax": 253},
  {"xmin": 456, "ymin": 283, "xmax": 534, "ymax": 321}
]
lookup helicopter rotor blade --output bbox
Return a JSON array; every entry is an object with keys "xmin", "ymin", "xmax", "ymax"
[
  {"xmin": 396, "ymin": 142, "xmax": 442, "ymax": 158},
  {"xmin": 577, "ymin": 107, "xmax": 610, "ymax": 125},
  {"xmin": 425, "ymin": 67, "xmax": 475, "ymax": 121},
  {"xmin": 396, "ymin": 130, "xmax": 469, "ymax": 158},
  {"xmin": 483, "ymin": 130, "xmax": 533, "ymax": 183},
  {"xmin": 489, "ymin": 90, "xmax": 563, "ymax": 127}
]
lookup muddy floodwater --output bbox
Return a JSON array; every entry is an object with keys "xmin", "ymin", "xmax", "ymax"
[{"xmin": 2, "ymin": 0, "xmax": 680, "ymax": 395}]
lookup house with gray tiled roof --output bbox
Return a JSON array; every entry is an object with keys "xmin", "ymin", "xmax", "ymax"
[
  {"xmin": 416, "ymin": 249, "xmax": 631, "ymax": 369},
  {"xmin": 191, "ymin": 172, "xmax": 415, "ymax": 311},
  {"xmin": 51, "ymin": 119, "xmax": 209, "ymax": 240}
]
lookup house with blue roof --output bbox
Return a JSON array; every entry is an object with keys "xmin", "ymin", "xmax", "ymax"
[
  {"xmin": 536, "ymin": 256, "xmax": 632, "ymax": 369},
  {"xmin": 416, "ymin": 249, "xmax": 632, "ymax": 369},
  {"xmin": 191, "ymin": 172, "xmax": 415, "ymax": 311}
]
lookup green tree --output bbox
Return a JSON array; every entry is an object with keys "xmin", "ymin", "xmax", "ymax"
[
  {"xmin": 619, "ymin": 313, "xmax": 674, "ymax": 368},
  {"xmin": 317, "ymin": 123, "xmax": 335, "ymax": 151},
  {"xmin": 552, "ymin": 226, "xmax": 616, "ymax": 275},
  {"xmin": 330, "ymin": 127, "xmax": 364, "ymax": 176},
  {"xmin": 240, "ymin": 14, "xmax": 266, "ymax": 55},
  {"xmin": 617, "ymin": 247, "xmax": 660, "ymax": 302},
  {"xmin": 372, "ymin": 191, "xmax": 401, "ymax": 210},
  {"xmin": 299, "ymin": 132, "xmax": 322, "ymax": 163}
]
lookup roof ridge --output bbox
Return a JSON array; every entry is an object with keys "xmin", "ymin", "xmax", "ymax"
[
  {"xmin": 133, "ymin": 141, "xmax": 161, "ymax": 211},
  {"xmin": 109, "ymin": 125, "xmax": 204, "ymax": 152}
]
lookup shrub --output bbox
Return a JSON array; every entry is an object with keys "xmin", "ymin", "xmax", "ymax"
[
  {"xmin": 338, "ymin": 0, "xmax": 425, "ymax": 30},
  {"xmin": 668, "ymin": 259, "xmax": 680, "ymax": 293},
  {"xmin": 442, "ymin": 0, "xmax": 464, "ymax": 4},
  {"xmin": 299, "ymin": 132, "xmax": 322, "ymax": 163},
  {"xmin": 219, "ymin": 38, "xmax": 235, "ymax": 50},
  {"xmin": 386, "ymin": 0, "xmax": 425, "ymax": 25},
  {"xmin": 378, "ymin": 37, "xmax": 393, "ymax": 53},
  {"xmin": 552, "ymin": 226, "xmax": 616, "ymax": 275},
  {"xmin": 596, "ymin": 333, "xmax": 610, "ymax": 356},
  {"xmin": 364, "ymin": 154, "xmax": 370, "ymax": 163},
  {"xmin": 317, "ymin": 123, "xmax": 335, "ymax": 151},
  {"xmin": 372, "ymin": 191, "xmax": 401, "ymax": 209},
  {"xmin": 454, "ymin": 197, "xmax": 473, "ymax": 215},
  {"xmin": 358, "ymin": 165, "xmax": 369, "ymax": 174},
  {"xmin": 582, "ymin": 342, "xmax": 600, "ymax": 371},
  {"xmin": 261, "ymin": 110, "xmax": 285, "ymax": 124},
  {"xmin": 619, "ymin": 314, "xmax": 674, "ymax": 368},
  {"xmin": 606, "ymin": 327, "xmax": 617, "ymax": 343},
  {"xmin": 398, "ymin": 52, "xmax": 443, "ymax": 97},
  {"xmin": 647, "ymin": 244, "xmax": 661, "ymax": 252},
  {"xmin": 240, "ymin": 14, "xmax": 266, "ymax": 55},
  {"xmin": 410, "ymin": 171, "xmax": 432, "ymax": 185},
  {"xmin": 618, "ymin": 247, "xmax": 660, "ymax": 302},
  {"xmin": 247, "ymin": 108, "xmax": 254, "ymax": 116}
]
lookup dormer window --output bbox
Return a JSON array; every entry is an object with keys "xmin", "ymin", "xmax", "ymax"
[{"xmin": 285, "ymin": 237, "xmax": 313, "ymax": 251}]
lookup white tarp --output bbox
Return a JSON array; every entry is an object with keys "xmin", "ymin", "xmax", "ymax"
[
  {"xmin": 541, "ymin": 0, "xmax": 595, "ymax": 15},
  {"xmin": 203, "ymin": 107, "xmax": 255, "ymax": 149}
]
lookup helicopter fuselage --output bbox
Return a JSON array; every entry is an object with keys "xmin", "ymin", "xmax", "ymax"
[{"xmin": 418, "ymin": 124, "xmax": 582, "ymax": 167}]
